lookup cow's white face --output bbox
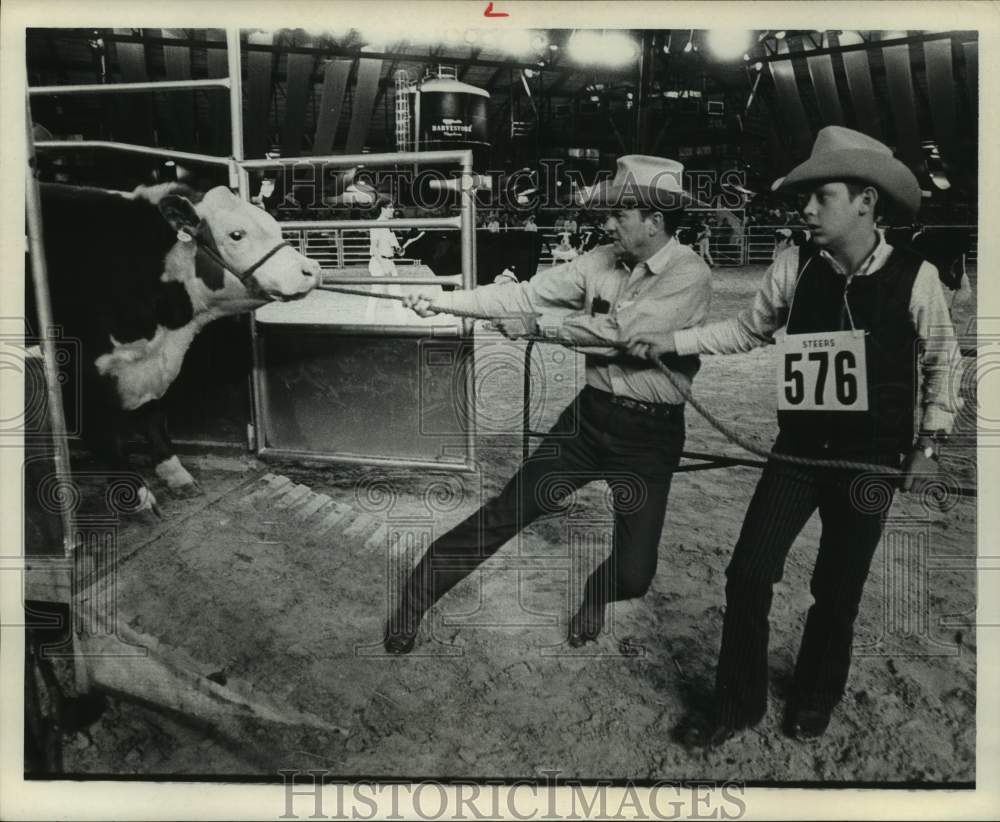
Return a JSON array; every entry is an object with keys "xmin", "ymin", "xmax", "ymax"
[
  {"xmin": 158, "ymin": 186, "xmax": 319, "ymax": 303},
  {"xmin": 197, "ymin": 187, "xmax": 319, "ymax": 301}
]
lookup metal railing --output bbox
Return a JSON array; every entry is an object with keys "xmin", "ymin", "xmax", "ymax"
[
  {"xmin": 286, "ymin": 222, "xmax": 980, "ymax": 273},
  {"xmin": 27, "ymin": 31, "xmax": 484, "ymax": 487},
  {"xmin": 743, "ymin": 224, "xmax": 979, "ymax": 266}
]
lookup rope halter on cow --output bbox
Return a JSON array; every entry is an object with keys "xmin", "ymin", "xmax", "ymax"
[{"xmin": 178, "ymin": 223, "xmax": 291, "ymax": 285}]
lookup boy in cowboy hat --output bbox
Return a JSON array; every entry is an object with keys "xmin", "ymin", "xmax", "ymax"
[
  {"xmin": 383, "ymin": 155, "xmax": 711, "ymax": 654},
  {"xmin": 626, "ymin": 126, "xmax": 963, "ymax": 745}
]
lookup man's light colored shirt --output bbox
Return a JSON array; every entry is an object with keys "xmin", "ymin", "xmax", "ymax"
[
  {"xmin": 433, "ymin": 238, "xmax": 712, "ymax": 404},
  {"xmin": 673, "ymin": 232, "xmax": 963, "ymax": 432},
  {"xmin": 368, "ymin": 226, "xmax": 399, "ymax": 258}
]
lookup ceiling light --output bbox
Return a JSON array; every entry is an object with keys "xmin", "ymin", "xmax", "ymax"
[
  {"xmin": 499, "ymin": 29, "xmax": 533, "ymax": 55},
  {"xmin": 567, "ymin": 30, "xmax": 639, "ymax": 67},
  {"xmin": 707, "ymin": 30, "xmax": 752, "ymax": 60}
]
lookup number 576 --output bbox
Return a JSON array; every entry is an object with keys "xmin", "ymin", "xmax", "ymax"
[{"xmin": 784, "ymin": 351, "xmax": 859, "ymax": 406}]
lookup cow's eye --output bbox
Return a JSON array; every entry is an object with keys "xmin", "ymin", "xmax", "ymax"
[{"xmin": 229, "ymin": 230, "xmax": 245, "ymax": 241}]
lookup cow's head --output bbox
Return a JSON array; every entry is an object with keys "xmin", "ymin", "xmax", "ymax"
[{"xmin": 159, "ymin": 186, "xmax": 319, "ymax": 302}]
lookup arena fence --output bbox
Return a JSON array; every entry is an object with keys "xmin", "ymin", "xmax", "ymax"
[{"xmin": 286, "ymin": 224, "xmax": 980, "ymax": 273}]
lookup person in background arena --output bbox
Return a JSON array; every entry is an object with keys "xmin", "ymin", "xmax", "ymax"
[
  {"xmin": 368, "ymin": 200, "xmax": 400, "ymax": 278},
  {"xmin": 382, "ymin": 155, "xmax": 711, "ymax": 655},
  {"xmin": 626, "ymin": 126, "xmax": 963, "ymax": 747},
  {"xmin": 696, "ymin": 220, "xmax": 715, "ymax": 267}
]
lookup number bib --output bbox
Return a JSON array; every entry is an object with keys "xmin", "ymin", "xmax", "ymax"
[{"xmin": 777, "ymin": 330, "xmax": 869, "ymax": 411}]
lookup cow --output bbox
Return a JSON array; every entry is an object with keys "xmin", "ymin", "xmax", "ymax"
[
  {"xmin": 908, "ymin": 227, "xmax": 973, "ymax": 292},
  {"xmin": 401, "ymin": 228, "xmax": 545, "ymax": 285},
  {"xmin": 27, "ymin": 181, "xmax": 320, "ymax": 513},
  {"xmin": 578, "ymin": 226, "xmax": 609, "ymax": 253}
]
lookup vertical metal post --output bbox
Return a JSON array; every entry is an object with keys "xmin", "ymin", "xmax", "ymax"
[
  {"xmin": 413, "ymin": 85, "xmax": 421, "ymax": 177},
  {"xmin": 228, "ymin": 28, "xmax": 263, "ymax": 455},
  {"xmin": 24, "ymin": 93, "xmax": 76, "ymax": 556},
  {"xmin": 459, "ymin": 149, "xmax": 477, "ymax": 468},
  {"xmin": 413, "ymin": 85, "xmax": 421, "ymax": 153},
  {"xmin": 634, "ymin": 32, "xmax": 648, "ymax": 153},
  {"xmin": 226, "ymin": 28, "xmax": 249, "ymax": 197},
  {"xmin": 459, "ymin": 152, "xmax": 476, "ymax": 309}
]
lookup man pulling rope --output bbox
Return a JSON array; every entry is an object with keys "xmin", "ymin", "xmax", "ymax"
[
  {"xmin": 382, "ymin": 154, "xmax": 712, "ymax": 655},
  {"xmin": 625, "ymin": 126, "xmax": 964, "ymax": 747}
]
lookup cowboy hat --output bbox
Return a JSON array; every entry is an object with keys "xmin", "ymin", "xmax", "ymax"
[
  {"xmin": 772, "ymin": 126, "xmax": 921, "ymax": 216},
  {"xmin": 579, "ymin": 155, "xmax": 698, "ymax": 210}
]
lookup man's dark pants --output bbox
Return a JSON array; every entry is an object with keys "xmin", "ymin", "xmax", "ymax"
[
  {"xmin": 714, "ymin": 434, "xmax": 900, "ymax": 727},
  {"xmin": 392, "ymin": 386, "xmax": 686, "ymax": 633}
]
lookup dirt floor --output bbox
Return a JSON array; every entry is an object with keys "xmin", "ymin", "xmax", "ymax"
[{"xmin": 39, "ymin": 264, "xmax": 978, "ymax": 784}]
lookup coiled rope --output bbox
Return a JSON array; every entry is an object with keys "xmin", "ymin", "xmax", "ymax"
[{"xmin": 316, "ymin": 283, "xmax": 920, "ymax": 476}]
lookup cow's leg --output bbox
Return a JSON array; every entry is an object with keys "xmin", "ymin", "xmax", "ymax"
[
  {"xmin": 83, "ymin": 403, "xmax": 159, "ymax": 516},
  {"xmin": 136, "ymin": 400, "xmax": 201, "ymax": 497}
]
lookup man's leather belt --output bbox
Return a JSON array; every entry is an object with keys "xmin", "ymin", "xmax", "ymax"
[{"xmin": 588, "ymin": 387, "xmax": 683, "ymax": 419}]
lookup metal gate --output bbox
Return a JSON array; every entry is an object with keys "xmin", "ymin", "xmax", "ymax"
[{"xmin": 28, "ymin": 30, "xmax": 481, "ymax": 476}]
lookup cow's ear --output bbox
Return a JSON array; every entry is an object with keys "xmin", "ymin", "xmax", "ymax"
[{"xmin": 159, "ymin": 194, "xmax": 201, "ymax": 236}]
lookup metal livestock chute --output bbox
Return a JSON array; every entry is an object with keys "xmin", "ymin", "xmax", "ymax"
[{"xmin": 21, "ymin": 30, "xmax": 483, "ymax": 771}]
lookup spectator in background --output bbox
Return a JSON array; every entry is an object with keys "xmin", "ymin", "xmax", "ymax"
[
  {"xmin": 487, "ymin": 212, "xmax": 501, "ymax": 233},
  {"xmin": 697, "ymin": 221, "xmax": 715, "ymax": 267},
  {"xmin": 251, "ymin": 177, "xmax": 276, "ymax": 211},
  {"xmin": 523, "ymin": 214, "xmax": 538, "ymax": 232},
  {"xmin": 552, "ymin": 229, "xmax": 579, "ymax": 264},
  {"xmin": 567, "ymin": 211, "xmax": 579, "ymax": 236},
  {"xmin": 773, "ymin": 227, "xmax": 793, "ymax": 260},
  {"xmin": 368, "ymin": 200, "xmax": 401, "ymax": 277}
]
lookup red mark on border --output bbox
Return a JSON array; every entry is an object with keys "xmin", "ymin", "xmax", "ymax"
[{"xmin": 484, "ymin": 2, "xmax": 509, "ymax": 17}]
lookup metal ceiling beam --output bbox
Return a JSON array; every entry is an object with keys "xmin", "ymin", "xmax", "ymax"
[
  {"xmin": 371, "ymin": 59, "xmax": 398, "ymax": 113},
  {"xmin": 459, "ymin": 49, "xmax": 482, "ymax": 80},
  {"xmin": 51, "ymin": 30, "xmax": 589, "ymax": 79},
  {"xmin": 750, "ymin": 30, "xmax": 975, "ymax": 66},
  {"xmin": 485, "ymin": 62, "xmax": 516, "ymax": 92},
  {"xmin": 543, "ymin": 70, "xmax": 576, "ymax": 95}
]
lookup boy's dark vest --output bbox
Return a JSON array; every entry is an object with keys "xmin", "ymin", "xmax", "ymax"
[{"xmin": 778, "ymin": 242, "xmax": 922, "ymax": 456}]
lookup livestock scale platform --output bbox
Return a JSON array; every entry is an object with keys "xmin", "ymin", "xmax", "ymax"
[
  {"xmin": 27, "ymin": 431, "xmax": 978, "ymax": 780},
  {"xmin": 27, "ymin": 454, "xmax": 675, "ymax": 777}
]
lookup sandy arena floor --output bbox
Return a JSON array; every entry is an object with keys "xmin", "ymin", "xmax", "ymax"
[{"xmin": 42, "ymin": 264, "xmax": 978, "ymax": 785}]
